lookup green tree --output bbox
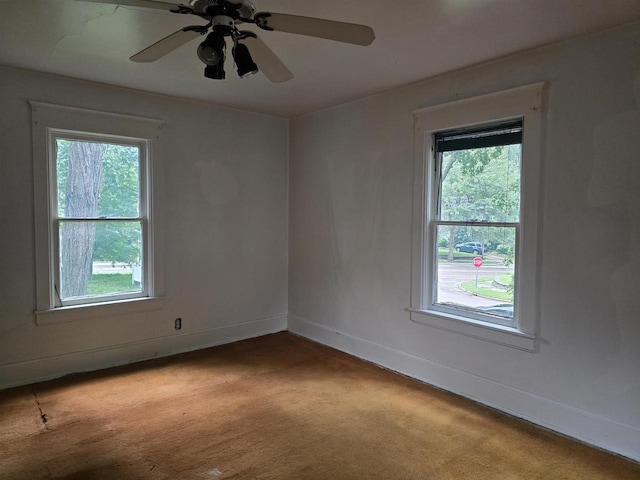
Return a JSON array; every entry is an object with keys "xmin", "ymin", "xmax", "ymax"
[
  {"xmin": 91, "ymin": 144, "xmax": 141, "ymax": 267},
  {"xmin": 58, "ymin": 141, "xmax": 104, "ymax": 298},
  {"xmin": 439, "ymin": 144, "xmax": 520, "ymax": 261}
]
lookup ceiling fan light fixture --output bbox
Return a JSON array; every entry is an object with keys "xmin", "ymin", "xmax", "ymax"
[
  {"xmin": 123, "ymin": 0, "xmax": 376, "ymax": 84},
  {"xmin": 197, "ymin": 30, "xmax": 226, "ymax": 66},
  {"xmin": 233, "ymin": 43, "xmax": 258, "ymax": 78},
  {"xmin": 204, "ymin": 63, "xmax": 225, "ymax": 80}
]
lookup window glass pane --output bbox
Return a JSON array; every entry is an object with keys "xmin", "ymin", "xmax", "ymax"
[
  {"xmin": 56, "ymin": 139, "xmax": 140, "ymax": 218},
  {"xmin": 439, "ymin": 144, "xmax": 521, "ymax": 223},
  {"xmin": 434, "ymin": 225, "xmax": 516, "ymax": 322},
  {"xmin": 58, "ymin": 220, "xmax": 143, "ymax": 301}
]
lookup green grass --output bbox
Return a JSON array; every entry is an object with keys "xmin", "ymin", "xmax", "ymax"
[
  {"xmin": 461, "ymin": 277, "xmax": 514, "ymax": 302},
  {"xmin": 87, "ymin": 273, "xmax": 140, "ymax": 295},
  {"xmin": 496, "ymin": 273, "xmax": 514, "ymax": 287},
  {"xmin": 437, "ymin": 248, "xmax": 476, "ymax": 260}
]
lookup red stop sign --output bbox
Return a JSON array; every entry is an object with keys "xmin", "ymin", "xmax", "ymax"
[{"xmin": 473, "ymin": 257, "xmax": 483, "ymax": 268}]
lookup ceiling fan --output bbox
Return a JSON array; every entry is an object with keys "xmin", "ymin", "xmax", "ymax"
[{"xmin": 79, "ymin": 0, "xmax": 376, "ymax": 82}]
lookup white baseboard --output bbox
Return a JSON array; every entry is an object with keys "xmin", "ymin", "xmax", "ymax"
[
  {"xmin": 0, "ymin": 315, "xmax": 287, "ymax": 390},
  {"xmin": 288, "ymin": 315, "xmax": 640, "ymax": 463}
]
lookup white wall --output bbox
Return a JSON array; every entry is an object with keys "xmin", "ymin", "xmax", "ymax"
[
  {"xmin": 288, "ymin": 24, "xmax": 640, "ymax": 461},
  {"xmin": 0, "ymin": 67, "xmax": 289, "ymax": 387}
]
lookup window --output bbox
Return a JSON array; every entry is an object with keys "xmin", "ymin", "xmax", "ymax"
[
  {"xmin": 410, "ymin": 84, "xmax": 544, "ymax": 351},
  {"xmin": 432, "ymin": 120, "xmax": 522, "ymax": 326},
  {"xmin": 53, "ymin": 134, "xmax": 147, "ymax": 305},
  {"xmin": 32, "ymin": 102, "xmax": 164, "ymax": 325}
]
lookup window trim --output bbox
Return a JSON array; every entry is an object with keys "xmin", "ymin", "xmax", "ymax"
[
  {"xmin": 31, "ymin": 102, "xmax": 165, "ymax": 325},
  {"xmin": 409, "ymin": 83, "xmax": 544, "ymax": 351}
]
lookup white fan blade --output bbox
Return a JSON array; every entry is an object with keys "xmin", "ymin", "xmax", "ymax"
[
  {"xmin": 255, "ymin": 13, "xmax": 375, "ymax": 46},
  {"xmin": 131, "ymin": 28, "xmax": 203, "ymax": 62},
  {"xmin": 75, "ymin": 0, "xmax": 177, "ymax": 10},
  {"xmin": 244, "ymin": 36, "xmax": 293, "ymax": 83}
]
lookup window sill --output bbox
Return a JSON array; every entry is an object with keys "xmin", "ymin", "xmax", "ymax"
[
  {"xmin": 35, "ymin": 297, "xmax": 165, "ymax": 326},
  {"xmin": 408, "ymin": 308, "xmax": 536, "ymax": 352}
]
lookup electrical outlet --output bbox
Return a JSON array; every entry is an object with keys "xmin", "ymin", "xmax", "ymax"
[{"xmin": 174, "ymin": 318, "xmax": 182, "ymax": 330}]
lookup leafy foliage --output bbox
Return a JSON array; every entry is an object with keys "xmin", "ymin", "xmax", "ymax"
[
  {"xmin": 439, "ymin": 144, "xmax": 520, "ymax": 258},
  {"xmin": 92, "ymin": 144, "xmax": 141, "ymax": 266},
  {"xmin": 98, "ymin": 144, "xmax": 140, "ymax": 217}
]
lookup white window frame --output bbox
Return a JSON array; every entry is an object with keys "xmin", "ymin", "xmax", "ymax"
[
  {"xmin": 409, "ymin": 83, "xmax": 544, "ymax": 351},
  {"xmin": 31, "ymin": 102, "xmax": 165, "ymax": 325}
]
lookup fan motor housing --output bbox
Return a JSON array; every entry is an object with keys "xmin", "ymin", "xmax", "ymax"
[
  {"xmin": 211, "ymin": 15, "xmax": 234, "ymax": 28},
  {"xmin": 188, "ymin": 0, "xmax": 256, "ymax": 19}
]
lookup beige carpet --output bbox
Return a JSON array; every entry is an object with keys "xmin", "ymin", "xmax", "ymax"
[{"xmin": 1, "ymin": 333, "xmax": 638, "ymax": 479}]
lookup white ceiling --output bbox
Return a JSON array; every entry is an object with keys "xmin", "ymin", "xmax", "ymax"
[{"xmin": 2, "ymin": 0, "xmax": 640, "ymax": 117}]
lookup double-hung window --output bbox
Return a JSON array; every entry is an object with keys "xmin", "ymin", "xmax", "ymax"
[
  {"xmin": 32, "ymin": 102, "xmax": 164, "ymax": 325},
  {"xmin": 53, "ymin": 133, "xmax": 147, "ymax": 305},
  {"xmin": 410, "ymin": 84, "xmax": 544, "ymax": 351}
]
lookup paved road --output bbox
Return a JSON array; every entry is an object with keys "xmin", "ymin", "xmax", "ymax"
[{"xmin": 436, "ymin": 262, "xmax": 512, "ymax": 307}]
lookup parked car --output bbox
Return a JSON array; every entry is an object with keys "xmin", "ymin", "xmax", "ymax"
[
  {"xmin": 477, "ymin": 304, "xmax": 514, "ymax": 318},
  {"xmin": 454, "ymin": 242, "xmax": 484, "ymax": 254}
]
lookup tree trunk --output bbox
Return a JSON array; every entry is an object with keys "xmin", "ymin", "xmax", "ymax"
[
  {"xmin": 442, "ymin": 152, "xmax": 459, "ymax": 262},
  {"xmin": 60, "ymin": 142, "xmax": 104, "ymax": 298},
  {"xmin": 447, "ymin": 226, "xmax": 459, "ymax": 262}
]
